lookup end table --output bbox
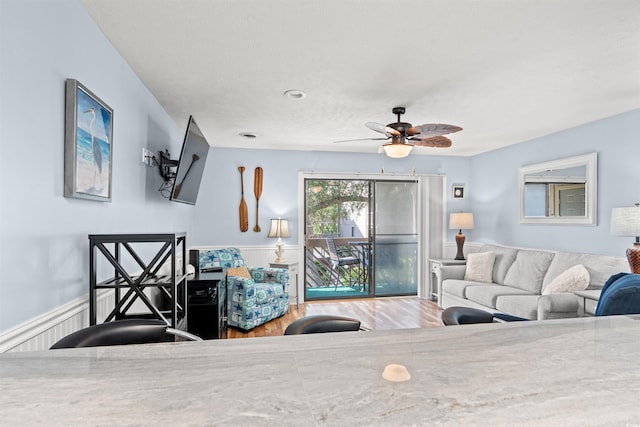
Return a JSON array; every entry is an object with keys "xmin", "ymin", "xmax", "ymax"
[
  {"xmin": 428, "ymin": 258, "xmax": 467, "ymax": 301},
  {"xmin": 269, "ymin": 261, "xmax": 299, "ymax": 308}
]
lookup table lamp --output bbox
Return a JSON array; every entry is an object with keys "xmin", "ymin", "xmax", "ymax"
[
  {"xmin": 268, "ymin": 218, "xmax": 290, "ymax": 263},
  {"xmin": 610, "ymin": 203, "xmax": 640, "ymax": 273},
  {"xmin": 449, "ymin": 212, "xmax": 474, "ymax": 260}
]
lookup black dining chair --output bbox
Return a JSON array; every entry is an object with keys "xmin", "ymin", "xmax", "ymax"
[
  {"xmin": 50, "ymin": 318, "xmax": 202, "ymax": 349},
  {"xmin": 284, "ymin": 315, "xmax": 361, "ymax": 335}
]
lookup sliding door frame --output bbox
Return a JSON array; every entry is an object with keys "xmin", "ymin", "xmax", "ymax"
[{"xmin": 297, "ymin": 171, "xmax": 446, "ymax": 304}]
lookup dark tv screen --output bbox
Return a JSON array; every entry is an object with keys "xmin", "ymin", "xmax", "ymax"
[{"xmin": 170, "ymin": 116, "xmax": 210, "ymax": 205}]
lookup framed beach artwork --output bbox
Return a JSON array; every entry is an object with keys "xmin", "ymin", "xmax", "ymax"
[{"xmin": 64, "ymin": 79, "xmax": 113, "ymax": 201}]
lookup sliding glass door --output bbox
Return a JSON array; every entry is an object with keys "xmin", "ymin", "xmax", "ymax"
[
  {"xmin": 304, "ymin": 179, "xmax": 372, "ymax": 299},
  {"xmin": 374, "ymin": 181, "xmax": 418, "ymax": 296},
  {"xmin": 303, "ymin": 178, "xmax": 418, "ymax": 300}
]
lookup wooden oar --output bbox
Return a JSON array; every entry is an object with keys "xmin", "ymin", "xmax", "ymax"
[
  {"xmin": 238, "ymin": 166, "xmax": 249, "ymax": 232},
  {"xmin": 253, "ymin": 167, "xmax": 263, "ymax": 232}
]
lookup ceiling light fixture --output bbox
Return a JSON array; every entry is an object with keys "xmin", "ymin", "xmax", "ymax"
[
  {"xmin": 382, "ymin": 143, "xmax": 413, "ymax": 158},
  {"xmin": 283, "ymin": 89, "xmax": 306, "ymax": 100}
]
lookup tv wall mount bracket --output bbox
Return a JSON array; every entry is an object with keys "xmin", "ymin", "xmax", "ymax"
[{"xmin": 158, "ymin": 149, "xmax": 178, "ymax": 182}]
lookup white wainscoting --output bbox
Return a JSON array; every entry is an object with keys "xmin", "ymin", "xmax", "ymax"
[
  {"xmin": 0, "ymin": 289, "xmax": 115, "ymax": 353},
  {"xmin": 0, "ymin": 245, "xmax": 298, "ymax": 353}
]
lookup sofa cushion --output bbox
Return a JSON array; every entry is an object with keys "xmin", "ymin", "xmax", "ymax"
[
  {"xmin": 495, "ymin": 295, "xmax": 540, "ymax": 320},
  {"xmin": 466, "ymin": 285, "xmax": 531, "ymax": 309},
  {"xmin": 479, "ymin": 244, "xmax": 518, "ymax": 285},
  {"xmin": 543, "ymin": 252, "xmax": 629, "ymax": 290},
  {"xmin": 503, "ymin": 250, "xmax": 555, "ymax": 293},
  {"xmin": 464, "ymin": 252, "xmax": 496, "ymax": 283},
  {"xmin": 542, "ymin": 264, "xmax": 590, "ymax": 295},
  {"xmin": 442, "ymin": 280, "xmax": 492, "ymax": 299}
]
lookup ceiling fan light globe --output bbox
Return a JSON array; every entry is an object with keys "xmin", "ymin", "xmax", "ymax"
[{"xmin": 383, "ymin": 143, "xmax": 413, "ymax": 158}]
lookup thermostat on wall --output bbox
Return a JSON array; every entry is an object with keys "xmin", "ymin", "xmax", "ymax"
[{"xmin": 452, "ymin": 185, "xmax": 465, "ymax": 199}]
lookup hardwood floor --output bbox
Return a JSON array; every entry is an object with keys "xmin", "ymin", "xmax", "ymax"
[{"xmin": 227, "ymin": 296, "xmax": 444, "ymax": 339}]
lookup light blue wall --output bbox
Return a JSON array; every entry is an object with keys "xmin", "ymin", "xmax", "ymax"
[
  {"xmin": 191, "ymin": 149, "xmax": 472, "ymax": 246},
  {"xmin": 470, "ymin": 109, "xmax": 640, "ymax": 255},
  {"xmin": 2, "ymin": 0, "xmax": 636, "ymax": 335},
  {"xmin": 0, "ymin": 0, "xmax": 192, "ymax": 332}
]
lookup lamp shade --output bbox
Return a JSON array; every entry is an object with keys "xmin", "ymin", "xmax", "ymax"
[
  {"xmin": 267, "ymin": 218, "xmax": 290, "ymax": 238},
  {"xmin": 449, "ymin": 212, "xmax": 475, "ymax": 230},
  {"xmin": 611, "ymin": 204, "xmax": 640, "ymax": 236},
  {"xmin": 382, "ymin": 143, "xmax": 413, "ymax": 158}
]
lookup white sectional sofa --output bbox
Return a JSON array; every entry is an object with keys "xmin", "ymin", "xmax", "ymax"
[{"xmin": 437, "ymin": 244, "xmax": 629, "ymax": 320}]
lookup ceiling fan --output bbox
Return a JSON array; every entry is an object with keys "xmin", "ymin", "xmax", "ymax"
[{"xmin": 336, "ymin": 107, "xmax": 462, "ymax": 158}]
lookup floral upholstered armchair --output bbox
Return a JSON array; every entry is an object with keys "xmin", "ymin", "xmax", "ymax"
[{"xmin": 197, "ymin": 248, "xmax": 289, "ymax": 331}]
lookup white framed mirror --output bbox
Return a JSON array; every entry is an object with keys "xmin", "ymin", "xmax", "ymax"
[{"xmin": 519, "ymin": 152, "xmax": 597, "ymax": 225}]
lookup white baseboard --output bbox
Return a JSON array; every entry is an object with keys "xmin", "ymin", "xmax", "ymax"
[{"xmin": 0, "ymin": 289, "xmax": 115, "ymax": 353}]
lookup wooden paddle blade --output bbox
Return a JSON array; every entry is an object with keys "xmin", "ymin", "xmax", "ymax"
[
  {"xmin": 408, "ymin": 135, "xmax": 452, "ymax": 148},
  {"xmin": 253, "ymin": 167, "xmax": 263, "ymax": 232},
  {"xmin": 238, "ymin": 166, "xmax": 248, "ymax": 232},
  {"xmin": 407, "ymin": 124, "xmax": 462, "ymax": 137},
  {"xmin": 254, "ymin": 167, "xmax": 263, "ymax": 199},
  {"xmin": 239, "ymin": 199, "xmax": 249, "ymax": 232}
]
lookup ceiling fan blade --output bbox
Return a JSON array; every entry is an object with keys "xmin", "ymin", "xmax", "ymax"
[
  {"xmin": 407, "ymin": 123, "xmax": 462, "ymax": 137},
  {"xmin": 333, "ymin": 137, "xmax": 389, "ymax": 143},
  {"xmin": 366, "ymin": 122, "xmax": 401, "ymax": 137},
  {"xmin": 408, "ymin": 135, "xmax": 452, "ymax": 148}
]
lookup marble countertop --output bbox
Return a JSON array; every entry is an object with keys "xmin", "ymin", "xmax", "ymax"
[{"xmin": 1, "ymin": 315, "xmax": 639, "ymax": 426}]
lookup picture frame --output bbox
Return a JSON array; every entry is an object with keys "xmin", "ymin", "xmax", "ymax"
[
  {"xmin": 64, "ymin": 79, "xmax": 113, "ymax": 201},
  {"xmin": 452, "ymin": 185, "xmax": 465, "ymax": 199}
]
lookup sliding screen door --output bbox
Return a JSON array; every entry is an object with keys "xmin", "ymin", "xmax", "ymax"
[{"xmin": 374, "ymin": 181, "xmax": 418, "ymax": 296}]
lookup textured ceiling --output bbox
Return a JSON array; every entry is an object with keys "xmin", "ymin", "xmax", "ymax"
[{"xmin": 81, "ymin": 0, "xmax": 640, "ymax": 156}]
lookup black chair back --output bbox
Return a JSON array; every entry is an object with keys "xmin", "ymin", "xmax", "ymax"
[
  {"xmin": 51, "ymin": 319, "xmax": 170, "ymax": 349},
  {"xmin": 284, "ymin": 315, "xmax": 361, "ymax": 335}
]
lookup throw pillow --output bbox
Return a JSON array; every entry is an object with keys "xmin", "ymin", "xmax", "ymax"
[
  {"xmin": 542, "ymin": 264, "xmax": 590, "ymax": 295},
  {"xmin": 226, "ymin": 266, "xmax": 251, "ymax": 279},
  {"xmin": 464, "ymin": 252, "xmax": 496, "ymax": 283}
]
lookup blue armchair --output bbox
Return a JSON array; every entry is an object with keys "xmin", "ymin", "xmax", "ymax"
[{"xmin": 197, "ymin": 248, "xmax": 290, "ymax": 331}]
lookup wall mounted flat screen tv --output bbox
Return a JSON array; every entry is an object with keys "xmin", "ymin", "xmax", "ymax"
[{"xmin": 170, "ymin": 116, "xmax": 210, "ymax": 205}]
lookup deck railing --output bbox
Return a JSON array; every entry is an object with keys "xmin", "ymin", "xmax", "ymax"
[{"xmin": 304, "ymin": 237, "xmax": 369, "ymax": 292}]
